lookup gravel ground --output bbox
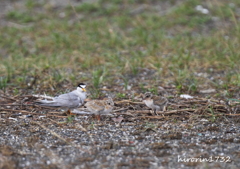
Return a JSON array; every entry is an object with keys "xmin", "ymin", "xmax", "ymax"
[{"xmin": 1, "ymin": 98, "xmax": 240, "ymax": 169}]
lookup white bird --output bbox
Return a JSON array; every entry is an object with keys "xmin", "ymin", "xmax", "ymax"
[
  {"xmin": 142, "ymin": 92, "xmax": 168, "ymax": 115},
  {"xmin": 35, "ymin": 83, "xmax": 87, "ymax": 114},
  {"xmin": 85, "ymin": 98, "xmax": 114, "ymax": 120}
]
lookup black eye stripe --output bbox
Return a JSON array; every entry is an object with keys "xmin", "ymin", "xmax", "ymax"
[
  {"xmin": 78, "ymin": 83, "xmax": 86, "ymax": 88},
  {"xmin": 144, "ymin": 92, "xmax": 151, "ymax": 98}
]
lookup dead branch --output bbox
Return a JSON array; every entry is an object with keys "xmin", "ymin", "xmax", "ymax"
[
  {"xmin": 0, "ymin": 108, "xmax": 39, "ymax": 115},
  {"xmin": 115, "ymin": 100, "xmax": 144, "ymax": 105},
  {"xmin": 126, "ymin": 109, "xmax": 195, "ymax": 115}
]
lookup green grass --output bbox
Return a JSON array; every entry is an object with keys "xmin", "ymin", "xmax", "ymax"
[
  {"xmin": 0, "ymin": 0, "xmax": 240, "ymax": 96},
  {"xmin": 116, "ymin": 93, "xmax": 126, "ymax": 99}
]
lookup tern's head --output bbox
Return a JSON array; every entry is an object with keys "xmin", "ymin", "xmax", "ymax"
[{"xmin": 77, "ymin": 83, "xmax": 86, "ymax": 92}]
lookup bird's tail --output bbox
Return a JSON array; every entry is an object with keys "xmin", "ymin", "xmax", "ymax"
[{"xmin": 34, "ymin": 99, "xmax": 58, "ymax": 107}]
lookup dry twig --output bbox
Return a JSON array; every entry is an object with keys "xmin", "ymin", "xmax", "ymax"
[{"xmin": 31, "ymin": 121, "xmax": 90, "ymax": 154}]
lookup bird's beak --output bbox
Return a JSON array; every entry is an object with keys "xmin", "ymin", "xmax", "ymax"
[{"xmin": 82, "ymin": 88, "xmax": 86, "ymax": 92}]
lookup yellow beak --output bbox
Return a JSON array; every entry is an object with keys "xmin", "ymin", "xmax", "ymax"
[{"xmin": 82, "ymin": 88, "xmax": 86, "ymax": 92}]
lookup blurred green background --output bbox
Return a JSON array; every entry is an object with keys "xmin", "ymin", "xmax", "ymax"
[{"xmin": 0, "ymin": 0, "xmax": 239, "ymax": 98}]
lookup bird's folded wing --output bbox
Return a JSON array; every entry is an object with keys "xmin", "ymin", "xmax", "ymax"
[
  {"xmin": 54, "ymin": 93, "xmax": 80, "ymax": 107},
  {"xmin": 152, "ymin": 96, "xmax": 168, "ymax": 105},
  {"xmin": 86, "ymin": 101, "xmax": 105, "ymax": 112}
]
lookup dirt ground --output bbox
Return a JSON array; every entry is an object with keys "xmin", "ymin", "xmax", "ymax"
[{"xmin": 1, "ymin": 85, "xmax": 240, "ymax": 169}]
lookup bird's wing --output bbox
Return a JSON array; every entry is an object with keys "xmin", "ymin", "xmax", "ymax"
[
  {"xmin": 152, "ymin": 96, "xmax": 168, "ymax": 106},
  {"xmin": 35, "ymin": 89, "xmax": 87, "ymax": 109},
  {"xmin": 85, "ymin": 101, "xmax": 105, "ymax": 112},
  {"xmin": 103, "ymin": 105, "xmax": 113, "ymax": 114},
  {"xmin": 35, "ymin": 91, "xmax": 80, "ymax": 108},
  {"xmin": 66, "ymin": 90, "xmax": 85, "ymax": 105},
  {"xmin": 54, "ymin": 92, "xmax": 81, "ymax": 108}
]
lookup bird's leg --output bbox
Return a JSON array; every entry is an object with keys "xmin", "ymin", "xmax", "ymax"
[
  {"xmin": 150, "ymin": 110, "xmax": 154, "ymax": 116},
  {"xmin": 159, "ymin": 107, "xmax": 165, "ymax": 117},
  {"xmin": 96, "ymin": 114, "xmax": 101, "ymax": 121},
  {"xmin": 66, "ymin": 109, "xmax": 71, "ymax": 115},
  {"xmin": 162, "ymin": 106, "xmax": 167, "ymax": 112},
  {"xmin": 66, "ymin": 109, "xmax": 75, "ymax": 116},
  {"xmin": 154, "ymin": 109, "xmax": 159, "ymax": 116},
  {"xmin": 92, "ymin": 114, "xmax": 101, "ymax": 121}
]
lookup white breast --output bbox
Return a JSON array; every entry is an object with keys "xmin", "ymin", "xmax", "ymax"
[
  {"xmin": 143, "ymin": 99, "xmax": 160, "ymax": 110},
  {"xmin": 143, "ymin": 99, "xmax": 154, "ymax": 109}
]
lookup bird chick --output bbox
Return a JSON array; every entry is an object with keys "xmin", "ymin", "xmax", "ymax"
[
  {"xmin": 142, "ymin": 92, "xmax": 168, "ymax": 115},
  {"xmin": 85, "ymin": 97, "xmax": 114, "ymax": 120}
]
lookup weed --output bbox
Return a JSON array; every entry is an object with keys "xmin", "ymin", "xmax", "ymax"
[
  {"xmin": 116, "ymin": 93, "xmax": 126, "ymax": 99},
  {"xmin": 142, "ymin": 122, "xmax": 157, "ymax": 132},
  {"xmin": 87, "ymin": 122, "xmax": 96, "ymax": 130},
  {"xmin": 52, "ymin": 70, "xmax": 63, "ymax": 83},
  {"xmin": 228, "ymin": 99, "xmax": 240, "ymax": 103},
  {"xmin": 148, "ymin": 87, "xmax": 158, "ymax": 95},
  {"xmin": 75, "ymin": 2, "xmax": 100, "ymax": 13},
  {"xmin": 89, "ymin": 67, "xmax": 106, "ymax": 98},
  {"xmin": 187, "ymin": 77, "xmax": 198, "ymax": 94},
  {"xmin": 66, "ymin": 115, "xmax": 75, "ymax": 123},
  {"xmin": 208, "ymin": 106, "xmax": 216, "ymax": 122},
  {"xmin": 3, "ymin": 61, "xmax": 13, "ymax": 83},
  {"xmin": 92, "ymin": 68, "xmax": 105, "ymax": 89},
  {"xmin": 139, "ymin": 83, "xmax": 147, "ymax": 93},
  {"xmin": 25, "ymin": 0, "xmax": 38, "ymax": 9},
  {"xmin": 57, "ymin": 115, "xmax": 75, "ymax": 124},
  {"xmin": 0, "ymin": 77, "xmax": 7, "ymax": 91},
  {"xmin": 6, "ymin": 11, "xmax": 35, "ymax": 23},
  {"xmin": 13, "ymin": 88, "xmax": 19, "ymax": 95},
  {"xmin": 119, "ymin": 75, "xmax": 129, "ymax": 90}
]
